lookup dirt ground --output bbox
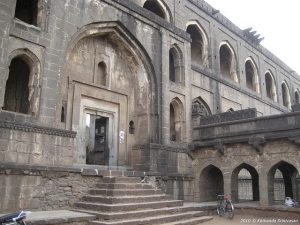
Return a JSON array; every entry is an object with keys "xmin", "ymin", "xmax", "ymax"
[{"xmin": 204, "ymin": 209, "xmax": 300, "ymax": 225}]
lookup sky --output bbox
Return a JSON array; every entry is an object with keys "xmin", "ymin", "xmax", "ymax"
[{"xmin": 204, "ymin": 0, "xmax": 300, "ymax": 75}]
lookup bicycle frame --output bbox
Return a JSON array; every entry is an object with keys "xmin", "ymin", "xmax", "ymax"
[{"xmin": 217, "ymin": 194, "xmax": 234, "ymax": 219}]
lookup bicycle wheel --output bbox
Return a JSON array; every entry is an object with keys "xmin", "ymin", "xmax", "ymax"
[
  {"xmin": 217, "ymin": 206, "xmax": 225, "ymax": 217},
  {"xmin": 227, "ymin": 202, "xmax": 234, "ymax": 219}
]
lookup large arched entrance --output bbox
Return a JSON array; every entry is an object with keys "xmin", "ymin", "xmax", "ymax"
[
  {"xmin": 231, "ymin": 163, "xmax": 259, "ymax": 203},
  {"xmin": 268, "ymin": 161, "xmax": 299, "ymax": 205},
  {"xmin": 199, "ymin": 165, "xmax": 224, "ymax": 202},
  {"xmin": 63, "ymin": 23, "xmax": 157, "ymax": 167}
]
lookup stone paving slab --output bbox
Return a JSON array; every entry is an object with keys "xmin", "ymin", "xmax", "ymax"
[{"xmin": 24, "ymin": 210, "xmax": 96, "ymax": 225}]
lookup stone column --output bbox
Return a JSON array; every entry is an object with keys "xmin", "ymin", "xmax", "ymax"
[
  {"xmin": 259, "ymin": 172, "xmax": 270, "ymax": 206},
  {"xmin": 160, "ymin": 30, "xmax": 170, "ymax": 145}
]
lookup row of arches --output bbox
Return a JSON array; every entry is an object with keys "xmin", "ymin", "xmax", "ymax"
[
  {"xmin": 143, "ymin": 0, "xmax": 299, "ymax": 109},
  {"xmin": 199, "ymin": 161, "xmax": 300, "ymax": 205}
]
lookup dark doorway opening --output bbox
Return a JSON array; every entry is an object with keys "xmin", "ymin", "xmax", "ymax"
[
  {"xmin": 268, "ymin": 161, "xmax": 299, "ymax": 205},
  {"xmin": 15, "ymin": 0, "xmax": 38, "ymax": 26},
  {"xmin": 86, "ymin": 115, "xmax": 109, "ymax": 165},
  {"xmin": 199, "ymin": 165, "xmax": 224, "ymax": 202},
  {"xmin": 3, "ymin": 57, "xmax": 30, "ymax": 114},
  {"xmin": 143, "ymin": 0, "xmax": 165, "ymax": 19}
]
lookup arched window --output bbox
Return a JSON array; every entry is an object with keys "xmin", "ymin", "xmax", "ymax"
[
  {"xmin": 3, "ymin": 57, "xmax": 30, "ymax": 114},
  {"xmin": 143, "ymin": 0, "xmax": 172, "ymax": 22},
  {"xmin": 169, "ymin": 47, "xmax": 183, "ymax": 84},
  {"xmin": 186, "ymin": 23, "xmax": 208, "ymax": 67},
  {"xmin": 245, "ymin": 58, "xmax": 259, "ymax": 93},
  {"xmin": 268, "ymin": 161, "xmax": 299, "ymax": 204},
  {"xmin": 281, "ymin": 81, "xmax": 291, "ymax": 109},
  {"xmin": 15, "ymin": 0, "xmax": 38, "ymax": 26},
  {"xmin": 295, "ymin": 89, "xmax": 300, "ymax": 104},
  {"xmin": 170, "ymin": 98, "xmax": 184, "ymax": 142},
  {"xmin": 192, "ymin": 97, "xmax": 211, "ymax": 127},
  {"xmin": 219, "ymin": 42, "xmax": 238, "ymax": 82},
  {"xmin": 96, "ymin": 61, "xmax": 107, "ymax": 86},
  {"xmin": 265, "ymin": 71, "xmax": 277, "ymax": 101}
]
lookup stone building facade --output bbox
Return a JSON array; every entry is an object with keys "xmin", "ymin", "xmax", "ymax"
[{"xmin": 0, "ymin": 0, "xmax": 299, "ymax": 212}]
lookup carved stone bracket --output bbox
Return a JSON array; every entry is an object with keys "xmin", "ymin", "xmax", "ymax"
[
  {"xmin": 249, "ymin": 136, "xmax": 266, "ymax": 155},
  {"xmin": 214, "ymin": 140, "xmax": 224, "ymax": 155}
]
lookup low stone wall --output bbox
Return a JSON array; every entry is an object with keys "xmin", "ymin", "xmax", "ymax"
[
  {"xmin": 0, "ymin": 118, "xmax": 75, "ymax": 166},
  {"xmin": 0, "ymin": 166, "xmax": 102, "ymax": 213}
]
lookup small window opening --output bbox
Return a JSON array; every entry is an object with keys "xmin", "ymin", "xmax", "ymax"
[
  {"xmin": 219, "ymin": 44, "xmax": 237, "ymax": 82},
  {"xmin": 169, "ymin": 51, "xmax": 175, "ymax": 82},
  {"xmin": 246, "ymin": 61, "xmax": 255, "ymax": 91},
  {"xmin": 186, "ymin": 25, "xmax": 206, "ymax": 66},
  {"xmin": 282, "ymin": 82, "xmax": 291, "ymax": 108},
  {"xmin": 3, "ymin": 57, "xmax": 30, "ymax": 114},
  {"xmin": 265, "ymin": 72, "xmax": 277, "ymax": 101},
  {"xmin": 96, "ymin": 61, "xmax": 107, "ymax": 86},
  {"xmin": 129, "ymin": 121, "xmax": 135, "ymax": 134},
  {"xmin": 61, "ymin": 106, "xmax": 65, "ymax": 123},
  {"xmin": 295, "ymin": 90, "xmax": 300, "ymax": 104},
  {"xmin": 170, "ymin": 104, "xmax": 176, "ymax": 141},
  {"xmin": 15, "ymin": 0, "xmax": 38, "ymax": 26},
  {"xmin": 143, "ymin": 0, "xmax": 165, "ymax": 19}
]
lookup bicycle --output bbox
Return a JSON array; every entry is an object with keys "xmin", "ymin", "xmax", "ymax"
[{"xmin": 217, "ymin": 194, "xmax": 234, "ymax": 219}]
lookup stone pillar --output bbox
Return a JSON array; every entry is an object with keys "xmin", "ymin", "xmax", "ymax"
[
  {"xmin": 259, "ymin": 172, "xmax": 269, "ymax": 206},
  {"xmin": 160, "ymin": 31, "xmax": 170, "ymax": 145},
  {"xmin": 223, "ymin": 170, "xmax": 231, "ymax": 196}
]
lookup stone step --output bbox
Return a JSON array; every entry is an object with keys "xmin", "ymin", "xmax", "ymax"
[
  {"xmin": 96, "ymin": 183, "xmax": 154, "ymax": 189},
  {"xmin": 88, "ymin": 211, "xmax": 207, "ymax": 225},
  {"xmin": 82, "ymin": 194, "xmax": 170, "ymax": 204},
  {"xmin": 75, "ymin": 200, "xmax": 183, "ymax": 212},
  {"xmin": 74, "ymin": 206, "xmax": 206, "ymax": 220},
  {"xmin": 89, "ymin": 188, "xmax": 163, "ymax": 196},
  {"xmin": 102, "ymin": 176, "xmax": 141, "ymax": 183},
  {"xmin": 160, "ymin": 216, "xmax": 213, "ymax": 225}
]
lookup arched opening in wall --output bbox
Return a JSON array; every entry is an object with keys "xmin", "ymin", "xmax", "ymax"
[
  {"xmin": 192, "ymin": 97, "xmax": 211, "ymax": 127},
  {"xmin": 170, "ymin": 98, "xmax": 184, "ymax": 142},
  {"xmin": 281, "ymin": 82, "xmax": 291, "ymax": 109},
  {"xmin": 169, "ymin": 50, "xmax": 175, "ymax": 82},
  {"xmin": 265, "ymin": 72, "xmax": 277, "ymax": 101},
  {"xmin": 186, "ymin": 23, "xmax": 208, "ymax": 67},
  {"xmin": 15, "ymin": 0, "xmax": 38, "ymax": 26},
  {"xmin": 199, "ymin": 165, "xmax": 224, "ymax": 202},
  {"xmin": 231, "ymin": 163, "xmax": 259, "ymax": 203},
  {"xmin": 245, "ymin": 59, "xmax": 259, "ymax": 93},
  {"xmin": 169, "ymin": 47, "xmax": 183, "ymax": 84},
  {"xmin": 143, "ymin": 0, "xmax": 166, "ymax": 19},
  {"xmin": 295, "ymin": 89, "xmax": 300, "ymax": 104},
  {"xmin": 268, "ymin": 161, "xmax": 299, "ymax": 205},
  {"xmin": 96, "ymin": 61, "xmax": 107, "ymax": 86},
  {"xmin": 3, "ymin": 57, "xmax": 30, "ymax": 114},
  {"xmin": 219, "ymin": 43, "xmax": 238, "ymax": 82}
]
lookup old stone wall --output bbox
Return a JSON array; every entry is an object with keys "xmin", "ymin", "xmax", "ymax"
[{"xmin": 0, "ymin": 167, "xmax": 102, "ymax": 213}]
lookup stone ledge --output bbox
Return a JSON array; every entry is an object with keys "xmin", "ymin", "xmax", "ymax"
[
  {"xmin": 0, "ymin": 120, "xmax": 76, "ymax": 138},
  {"xmin": 24, "ymin": 210, "xmax": 96, "ymax": 225}
]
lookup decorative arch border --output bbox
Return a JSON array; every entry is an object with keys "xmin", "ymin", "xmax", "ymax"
[
  {"xmin": 219, "ymin": 41, "xmax": 238, "ymax": 83},
  {"xmin": 4, "ymin": 48, "xmax": 41, "ymax": 116},
  {"xmin": 192, "ymin": 96, "xmax": 212, "ymax": 116},
  {"xmin": 245, "ymin": 57, "xmax": 260, "ymax": 93},
  {"xmin": 265, "ymin": 70, "xmax": 277, "ymax": 102},
  {"xmin": 141, "ymin": 0, "xmax": 173, "ymax": 23}
]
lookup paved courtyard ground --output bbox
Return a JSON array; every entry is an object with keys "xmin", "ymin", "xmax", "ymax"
[{"xmin": 205, "ymin": 208, "xmax": 300, "ymax": 225}]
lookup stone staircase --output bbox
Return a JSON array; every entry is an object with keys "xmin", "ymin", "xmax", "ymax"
[{"xmin": 74, "ymin": 176, "xmax": 213, "ymax": 225}]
